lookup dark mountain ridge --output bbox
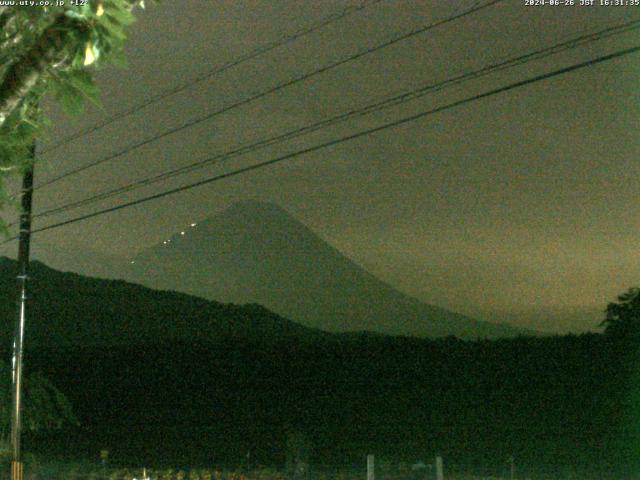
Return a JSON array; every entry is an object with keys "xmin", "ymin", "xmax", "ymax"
[
  {"xmin": 0, "ymin": 241, "xmax": 130, "ymax": 280},
  {"xmin": 0, "ymin": 257, "xmax": 327, "ymax": 349}
]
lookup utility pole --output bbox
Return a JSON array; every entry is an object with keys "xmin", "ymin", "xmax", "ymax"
[{"xmin": 10, "ymin": 145, "xmax": 35, "ymax": 480}]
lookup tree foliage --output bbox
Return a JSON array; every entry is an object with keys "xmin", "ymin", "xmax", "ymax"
[
  {"xmin": 601, "ymin": 287, "xmax": 640, "ymax": 338},
  {"xmin": 0, "ymin": 362, "xmax": 77, "ymax": 447},
  {"xmin": 0, "ymin": 0, "xmax": 155, "ymax": 226}
]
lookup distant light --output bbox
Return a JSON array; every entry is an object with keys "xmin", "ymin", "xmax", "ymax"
[
  {"xmin": 167, "ymin": 239, "xmax": 171, "ymax": 243},
  {"xmin": 190, "ymin": 223, "xmax": 197, "ymax": 227},
  {"xmin": 130, "ymin": 261, "xmax": 135, "ymax": 264},
  {"xmin": 163, "ymin": 241, "xmax": 167, "ymax": 245},
  {"xmin": 181, "ymin": 231, "xmax": 185, "ymax": 235}
]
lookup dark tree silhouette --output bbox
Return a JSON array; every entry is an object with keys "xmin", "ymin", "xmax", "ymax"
[
  {"xmin": 601, "ymin": 287, "xmax": 640, "ymax": 338},
  {"xmin": 0, "ymin": 362, "xmax": 77, "ymax": 455}
]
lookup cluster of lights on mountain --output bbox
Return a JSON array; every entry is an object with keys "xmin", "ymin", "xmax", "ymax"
[{"xmin": 129, "ymin": 222, "xmax": 198, "ymax": 264}]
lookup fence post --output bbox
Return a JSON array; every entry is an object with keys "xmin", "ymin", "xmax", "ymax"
[
  {"xmin": 435, "ymin": 456, "xmax": 443, "ymax": 480},
  {"xmin": 367, "ymin": 454, "xmax": 375, "ymax": 480}
]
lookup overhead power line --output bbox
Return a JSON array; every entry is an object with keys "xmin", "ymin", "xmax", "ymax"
[
  {"xmin": 31, "ymin": 19, "xmax": 640, "ymax": 220},
  {"xmin": 1, "ymin": 44, "xmax": 634, "ymax": 244},
  {"xmin": 40, "ymin": 0, "xmax": 386, "ymax": 154},
  {"xmin": 33, "ymin": 0, "xmax": 503, "ymax": 192}
]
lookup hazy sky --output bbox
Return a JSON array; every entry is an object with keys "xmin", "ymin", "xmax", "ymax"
[{"xmin": 4, "ymin": 0, "xmax": 640, "ymax": 333}]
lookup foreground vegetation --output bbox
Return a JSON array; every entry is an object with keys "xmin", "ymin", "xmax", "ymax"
[
  {"xmin": 2, "ymin": 261, "xmax": 639, "ymax": 478},
  {"xmin": 14, "ymin": 463, "xmax": 634, "ymax": 480}
]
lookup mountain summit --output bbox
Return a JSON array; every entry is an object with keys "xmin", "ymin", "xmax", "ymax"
[{"xmin": 129, "ymin": 201, "xmax": 526, "ymax": 339}]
